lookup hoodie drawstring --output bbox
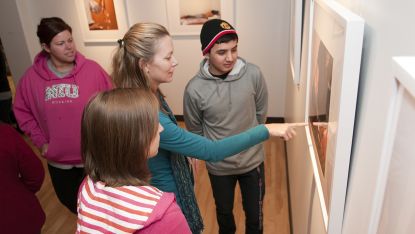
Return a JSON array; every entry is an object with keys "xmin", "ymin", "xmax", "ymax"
[{"xmin": 228, "ymin": 82, "xmax": 232, "ymax": 110}]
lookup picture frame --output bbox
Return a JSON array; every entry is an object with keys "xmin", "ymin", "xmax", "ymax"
[
  {"xmin": 76, "ymin": 0, "xmax": 129, "ymax": 43},
  {"xmin": 304, "ymin": 0, "xmax": 364, "ymax": 232},
  {"xmin": 368, "ymin": 57, "xmax": 415, "ymax": 233},
  {"xmin": 165, "ymin": 0, "xmax": 234, "ymax": 36},
  {"xmin": 289, "ymin": 0, "xmax": 303, "ymax": 85}
]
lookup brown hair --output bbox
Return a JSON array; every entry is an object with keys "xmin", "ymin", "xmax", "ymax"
[
  {"xmin": 81, "ymin": 88, "xmax": 159, "ymax": 186},
  {"xmin": 111, "ymin": 23, "xmax": 170, "ymax": 89},
  {"xmin": 37, "ymin": 17, "xmax": 72, "ymax": 46}
]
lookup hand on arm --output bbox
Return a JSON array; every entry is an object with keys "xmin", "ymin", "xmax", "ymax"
[
  {"xmin": 41, "ymin": 144, "xmax": 48, "ymax": 156},
  {"xmin": 264, "ymin": 122, "xmax": 307, "ymax": 141},
  {"xmin": 187, "ymin": 157, "xmax": 200, "ymax": 178}
]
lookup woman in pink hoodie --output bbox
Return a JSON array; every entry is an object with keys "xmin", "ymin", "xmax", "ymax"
[
  {"xmin": 77, "ymin": 88, "xmax": 191, "ymax": 233},
  {"xmin": 13, "ymin": 17, "xmax": 112, "ymax": 214}
]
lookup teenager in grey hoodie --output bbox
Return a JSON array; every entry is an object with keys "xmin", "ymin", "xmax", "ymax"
[{"xmin": 184, "ymin": 19, "xmax": 268, "ymax": 234}]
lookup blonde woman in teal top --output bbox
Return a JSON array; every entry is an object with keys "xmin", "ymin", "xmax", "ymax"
[
  {"xmin": 152, "ymin": 102, "xmax": 270, "ymax": 196},
  {"xmin": 111, "ymin": 22, "xmax": 304, "ymax": 234}
]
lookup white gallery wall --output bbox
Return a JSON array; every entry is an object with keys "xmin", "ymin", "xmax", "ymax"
[
  {"xmin": 0, "ymin": 0, "xmax": 289, "ymax": 117},
  {"xmin": 285, "ymin": 0, "xmax": 415, "ymax": 233},
  {"xmin": 0, "ymin": 0, "xmax": 33, "ymax": 82},
  {"xmin": 340, "ymin": 0, "xmax": 415, "ymax": 233}
]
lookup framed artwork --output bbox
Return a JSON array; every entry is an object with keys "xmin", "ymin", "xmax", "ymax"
[
  {"xmin": 289, "ymin": 0, "xmax": 303, "ymax": 85},
  {"xmin": 76, "ymin": 0, "xmax": 129, "ymax": 43},
  {"xmin": 165, "ymin": 0, "xmax": 234, "ymax": 36},
  {"xmin": 367, "ymin": 57, "xmax": 415, "ymax": 233},
  {"xmin": 304, "ymin": 0, "xmax": 364, "ymax": 232}
]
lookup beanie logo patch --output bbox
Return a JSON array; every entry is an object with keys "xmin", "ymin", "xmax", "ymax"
[{"xmin": 220, "ymin": 22, "xmax": 232, "ymax": 30}]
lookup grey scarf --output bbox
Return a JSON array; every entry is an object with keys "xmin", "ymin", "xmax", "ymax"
[{"xmin": 159, "ymin": 95, "xmax": 204, "ymax": 234}]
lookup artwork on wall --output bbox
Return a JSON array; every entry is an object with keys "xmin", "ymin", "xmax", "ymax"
[
  {"xmin": 76, "ymin": 0, "xmax": 129, "ymax": 43},
  {"xmin": 308, "ymin": 33, "xmax": 333, "ymax": 179},
  {"xmin": 289, "ymin": 0, "xmax": 304, "ymax": 84},
  {"xmin": 166, "ymin": 0, "xmax": 234, "ymax": 36},
  {"xmin": 303, "ymin": 0, "xmax": 364, "ymax": 232}
]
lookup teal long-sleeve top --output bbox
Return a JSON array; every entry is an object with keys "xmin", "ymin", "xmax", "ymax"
[{"xmin": 148, "ymin": 111, "xmax": 270, "ymax": 198}]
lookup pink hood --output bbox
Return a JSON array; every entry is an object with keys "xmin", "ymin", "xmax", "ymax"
[
  {"xmin": 33, "ymin": 51, "xmax": 87, "ymax": 81},
  {"xmin": 13, "ymin": 51, "xmax": 112, "ymax": 164}
]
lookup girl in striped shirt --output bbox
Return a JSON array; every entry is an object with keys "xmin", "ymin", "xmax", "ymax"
[{"xmin": 76, "ymin": 88, "xmax": 191, "ymax": 233}]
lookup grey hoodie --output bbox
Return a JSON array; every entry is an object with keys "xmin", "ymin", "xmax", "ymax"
[{"xmin": 184, "ymin": 57, "xmax": 268, "ymax": 175}]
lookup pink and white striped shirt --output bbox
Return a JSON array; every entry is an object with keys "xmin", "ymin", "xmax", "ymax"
[{"xmin": 76, "ymin": 176, "xmax": 191, "ymax": 234}]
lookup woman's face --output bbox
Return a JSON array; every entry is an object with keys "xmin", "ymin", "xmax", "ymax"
[
  {"xmin": 44, "ymin": 30, "xmax": 76, "ymax": 65},
  {"xmin": 148, "ymin": 123, "xmax": 164, "ymax": 157},
  {"xmin": 144, "ymin": 36, "xmax": 178, "ymax": 89}
]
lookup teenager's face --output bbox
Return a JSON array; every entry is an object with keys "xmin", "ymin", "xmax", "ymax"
[
  {"xmin": 206, "ymin": 39, "xmax": 238, "ymax": 75},
  {"xmin": 145, "ymin": 36, "xmax": 178, "ymax": 89},
  {"xmin": 43, "ymin": 30, "xmax": 76, "ymax": 65},
  {"xmin": 148, "ymin": 123, "xmax": 164, "ymax": 157}
]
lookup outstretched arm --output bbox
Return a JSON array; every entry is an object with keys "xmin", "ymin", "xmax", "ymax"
[
  {"xmin": 265, "ymin": 122, "xmax": 307, "ymax": 141},
  {"xmin": 159, "ymin": 112, "xmax": 306, "ymax": 162}
]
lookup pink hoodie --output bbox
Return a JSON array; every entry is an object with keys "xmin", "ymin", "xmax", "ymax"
[{"xmin": 13, "ymin": 51, "xmax": 112, "ymax": 164}]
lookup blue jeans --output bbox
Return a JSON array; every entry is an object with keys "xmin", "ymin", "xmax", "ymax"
[{"xmin": 208, "ymin": 162, "xmax": 265, "ymax": 234}]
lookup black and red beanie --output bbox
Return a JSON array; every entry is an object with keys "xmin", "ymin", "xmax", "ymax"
[{"xmin": 200, "ymin": 19, "xmax": 237, "ymax": 55}]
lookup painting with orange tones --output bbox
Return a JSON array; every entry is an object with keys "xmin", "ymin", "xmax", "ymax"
[
  {"xmin": 85, "ymin": 0, "xmax": 118, "ymax": 30},
  {"xmin": 308, "ymin": 32, "xmax": 333, "ymax": 176},
  {"xmin": 76, "ymin": 0, "xmax": 128, "ymax": 43}
]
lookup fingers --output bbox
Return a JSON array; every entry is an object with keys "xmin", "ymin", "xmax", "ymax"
[
  {"xmin": 281, "ymin": 125, "xmax": 298, "ymax": 141},
  {"xmin": 277, "ymin": 122, "xmax": 305, "ymax": 141},
  {"xmin": 283, "ymin": 133, "xmax": 292, "ymax": 141},
  {"xmin": 312, "ymin": 122, "xmax": 328, "ymax": 127},
  {"xmin": 290, "ymin": 128, "xmax": 297, "ymax": 137},
  {"xmin": 288, "ymin": 122, "xmax": 308, "ymax": 128},
  {"xmin": 265, "ymin": 122, "xmax": 306, "ymax": 139}
]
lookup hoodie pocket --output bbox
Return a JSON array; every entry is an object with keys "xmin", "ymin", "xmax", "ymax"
[{"xmin": 45, "ymin": 134, "xmax": 81, "ymax": 164}]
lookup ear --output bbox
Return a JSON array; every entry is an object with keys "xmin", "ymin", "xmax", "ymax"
[
  {"xmin": 139, "ymin": 59, "xmax": 149, "ymax": 74},
  {"xmin": 41, "ymin": 43, "xmax": 50, "ymax": 53}
]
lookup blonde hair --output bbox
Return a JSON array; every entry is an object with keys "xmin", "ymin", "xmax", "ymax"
[
  {"xmin": 81, "ymin": 88, "xmax": 159, "ymax": 187},
  {"xmin": 111, "ymin": 23, "xmax": 170, "ymax": 89}
]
